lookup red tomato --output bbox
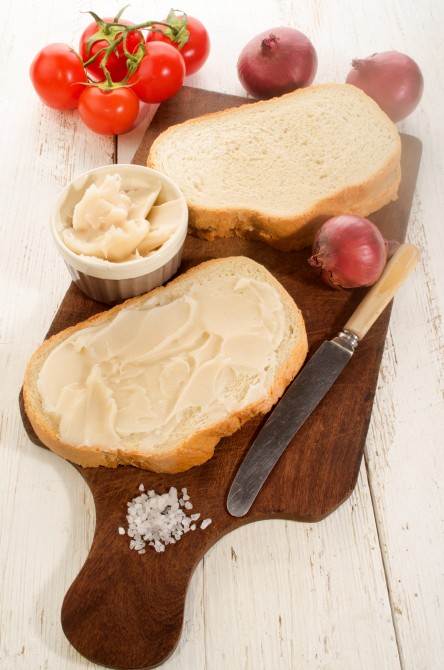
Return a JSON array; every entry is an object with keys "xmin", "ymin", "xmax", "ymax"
[
  {"xmin": 129, "ymin": 42, "xmax": 186, "ymax": 103},
  {"xmin": 78, "ymin": 86, "xmax": 140, "ymax": 135},
  {"xmin": 79, "ymin": 18, "xmax": 143, "ymax": 82},
  {"xmin": 30, "ymin": 43, "xmax": 87, "ymax": 110},
  {"xmin": 147, "ymin": 15, "xmax": 210, "ymax": 76}
]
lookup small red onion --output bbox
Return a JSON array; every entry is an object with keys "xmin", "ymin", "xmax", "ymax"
[
  {"xmin": 308, "ymin": 215, "xmax": 399, "ymax": 289},
  {"xmin": 346, "ymin": 51, "xmax": 424, "ymax": 122},
  {"xmin": 237, "ymin": 27, "xmax": 317, "ymax": 100}
]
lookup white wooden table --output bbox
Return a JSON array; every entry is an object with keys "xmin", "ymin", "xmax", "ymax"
[{"xmin": 1, "ymin": 1, "xmax": 443, "ymax": 668}]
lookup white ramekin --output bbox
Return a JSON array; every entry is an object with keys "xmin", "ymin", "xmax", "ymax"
[{"xmin": 51, "ymin": 164, "xmax": 188, "ymax": 304}]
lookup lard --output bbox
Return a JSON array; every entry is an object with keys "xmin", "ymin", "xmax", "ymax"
[
  {"xmin": 62, "ymin": 173, "xmax": 182, "ymax": 262},
  {"xmin": 37, "ymin": 275, "xmax": 286, "ymax": 450}
]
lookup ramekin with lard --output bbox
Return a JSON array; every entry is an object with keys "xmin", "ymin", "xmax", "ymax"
[{"xmin": 51, "ymin": 164, "xmax": 188, "ymax": 303}]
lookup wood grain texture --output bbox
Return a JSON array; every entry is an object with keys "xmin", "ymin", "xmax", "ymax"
[
  {"xmin": 3, "ymin": 1, "xmax": 444, "ymax": 669},
  {"xmin": 19, "ymin": 87, "xmax": 422, "ymax": 669}
]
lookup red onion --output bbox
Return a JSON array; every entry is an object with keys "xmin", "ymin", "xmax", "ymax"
[
  {"xmin": 237, "ymin": 27, "xmax": 317, "ymax": 100},
  {"xmin": 308, "ymin": 215, "xmax": 399, "ymax": 289},
  {"xmin": 346, "ymin": 51, "xmax": 424, "ymax": 122}
]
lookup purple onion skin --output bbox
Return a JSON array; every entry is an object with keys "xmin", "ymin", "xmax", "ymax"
[
  {"xmin": 237, "ymin": 27, "xmax": 317, "ymax": 100},
  {"xmin": 308, "ymin": 215, "xmax": 389, "ymax": 290},
  {"xmin": 346, "ymin": 51, "xmax": 424, "ymax": 122}
]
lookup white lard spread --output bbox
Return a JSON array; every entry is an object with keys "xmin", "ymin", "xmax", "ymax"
[
  {"xmin": 37, "ymin": 276, "xmax": 286, "ymax": 450},
  {"xmin": 62, "ymin": 173, "xmax": 180, "ymax": 262}
]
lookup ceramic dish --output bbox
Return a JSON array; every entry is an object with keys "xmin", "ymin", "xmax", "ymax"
[{"xmin": 51, "ymin": 164, "xmax": 188, "ymax": 303}]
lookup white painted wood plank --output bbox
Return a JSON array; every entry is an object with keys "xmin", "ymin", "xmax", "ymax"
[
  {"xmin": 365, "ymin": 226, "xmax": 444, "ymax": 668},
  {"xmin": 202, "ymin": 467, "xmax": 400, "ymax": 670},
  {"xmin": 346, "ymin": 0, "xmax": 444, "ymax": 667},
  {"xmin": 0, "ymin": 3, "xmax": 114, "ymax": 668}
]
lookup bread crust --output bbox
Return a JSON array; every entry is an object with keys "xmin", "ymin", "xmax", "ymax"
[
  {"xmin": 147, "ymin": 83, "xmax": 402, "ymax": 251},
  {"xmin": 23, "ymin": 257, "xmax": 308, "ymax": 473},
  {"xmin": 185, "ymin": 164, "xmax": 401, "ymax": 251}
]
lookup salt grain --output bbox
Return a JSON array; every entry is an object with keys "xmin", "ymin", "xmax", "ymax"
[{"xmin": 121, "ymin": 485, "xmax": 211, "ymax": 553}]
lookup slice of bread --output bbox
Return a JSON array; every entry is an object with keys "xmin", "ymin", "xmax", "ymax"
[
  {"xmin": 23, "ymin": 257, "xmax": 308, "ymax": 473},
  {"xmin": 147, "ymin": 83, "xmax": 401, "ymax": 251}
]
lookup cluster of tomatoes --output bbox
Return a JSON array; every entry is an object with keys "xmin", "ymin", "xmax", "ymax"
[{"xmin": 29, "ymin": 8, "xmax": 210, "ymax": 135}]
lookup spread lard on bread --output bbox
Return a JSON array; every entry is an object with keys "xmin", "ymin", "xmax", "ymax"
[{"xmin": 23, "ymin": 257, "xmax": 308, "ymax": 473}]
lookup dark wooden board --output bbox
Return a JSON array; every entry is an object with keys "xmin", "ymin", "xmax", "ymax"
[{"xmin": 20, "ymin": 86, "xmax": 422, "ymax": 669}]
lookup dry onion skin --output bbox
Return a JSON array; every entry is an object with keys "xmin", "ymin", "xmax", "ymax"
[
  {"xmin": 308, "ymin": 215, "xmax": 399, "ymax": 290},
  {"xmin": 237, "ymin": 27, "xmax": 317, "ymax": 100},
  {"xmin": 346, "ymin": 50, "xmax": 424, "ymax": 122}
]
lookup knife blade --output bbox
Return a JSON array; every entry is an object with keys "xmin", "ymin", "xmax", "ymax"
[{"xmin": 227, "ymin": 243, "xmax": 420, "ymax": 517}]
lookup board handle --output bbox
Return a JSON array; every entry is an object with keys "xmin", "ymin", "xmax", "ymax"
[{"xmin": 344, "ymin": 243, "xmax": 420, "ymax": 341}]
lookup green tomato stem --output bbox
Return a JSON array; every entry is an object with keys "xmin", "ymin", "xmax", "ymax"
[{"xmin": 80, "ymin": 7, "xmax": 190, "ymax": 89}]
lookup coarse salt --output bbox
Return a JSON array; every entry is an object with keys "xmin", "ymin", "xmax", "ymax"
[{"xmin": 121, "ymin": 485, "xmax": 212, "ymax": 553}]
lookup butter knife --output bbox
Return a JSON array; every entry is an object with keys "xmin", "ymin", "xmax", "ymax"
[{"xmin": 227, "ymin": 243, "xmax": 420, "ymax": 517}]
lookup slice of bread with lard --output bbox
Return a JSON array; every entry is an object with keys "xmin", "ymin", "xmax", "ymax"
[{"xmin": 23, "ymin": 257, "xmax": 308, "ymax": 473}]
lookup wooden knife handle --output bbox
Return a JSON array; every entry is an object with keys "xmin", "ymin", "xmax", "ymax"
[{"xmin": 344, "ymin": 243, "xmax": 420, "ymax": 341}]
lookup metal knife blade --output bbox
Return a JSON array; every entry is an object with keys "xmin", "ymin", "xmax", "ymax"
[
  {"xmin": 226, "ymin": 243, "xmax": 420, "ymax": 518},
  {"xmin": 226, "ymin": 331, "xmax": 357, "ymax": 517}
]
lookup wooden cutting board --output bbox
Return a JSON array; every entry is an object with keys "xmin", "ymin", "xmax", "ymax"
[{"xmin": 20, "ymin": 86, "xmax": 422, "ymax": 670}]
